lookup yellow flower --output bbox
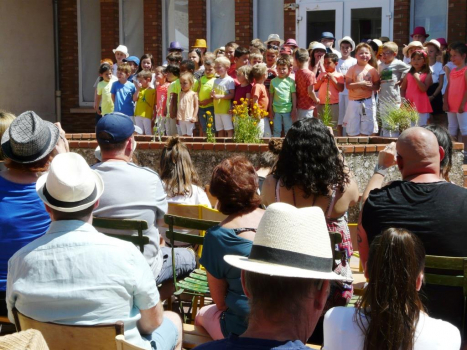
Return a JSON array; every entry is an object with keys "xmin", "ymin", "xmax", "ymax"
[
  {"xmin": 233, "ymin": 101, "xmax": 237, "ymax": 105},
  {"xmin": 232, "ymin": 117, "xmax": 235, "ymax": 122},
  {"xmin": 240, "ymin": 98, "xmax": 244, "ymax": 102},
  {"xmin": 270, "ymin": 121, "xmax": 273, "ymax": 125},
  {"xmin": 253, "ymin": 122, "xmax": 257, "ymax": 126},
  {"xmin": 264, "ymin": 112, "xmax": 269, "ymax": 116},
  {"xmin": 206, "ymin": 111, "xmax": 211, "ymax": 116},
  {"xmin": 207, "ymin": 123, "xmax": 212, "ymax": 128}
]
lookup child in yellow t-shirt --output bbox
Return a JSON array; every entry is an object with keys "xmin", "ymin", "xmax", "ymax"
[{"xmin": 133, "ymin": 70, "xmax": 156, "ymax": 135}]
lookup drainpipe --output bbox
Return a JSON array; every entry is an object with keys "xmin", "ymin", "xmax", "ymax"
[{"xmin": 53, "ymin": 0, "xmax": 61, "ymax": 123}]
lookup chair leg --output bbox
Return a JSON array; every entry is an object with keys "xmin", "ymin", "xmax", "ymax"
[{"xmin": 191, "ymin": 295, "xmax": 200, "ymax": 325}]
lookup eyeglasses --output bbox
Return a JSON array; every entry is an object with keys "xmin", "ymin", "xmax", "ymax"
[
  {"xmin": 268, "ymin": 44, "xmax": 279, "ymax": 50},
  {"xmin": 381, "ymin": 51, "xmax": 394, "ymax": 56}
]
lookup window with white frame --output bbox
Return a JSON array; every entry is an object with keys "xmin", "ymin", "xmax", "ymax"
[
  {"xmin": 162, "ymin": 0, "xmax": 189, "ymax": 56},
  {"xmin": 411, "ymin": 0, "xmax": 447, "ymax": 41},
  {"xmin": 253, "ymin": 0, "xmax": 284, "ymax": 43},
  {"xmin": 77, "ymin": 0, "xmax": 101, "ymax": 106},
  {"xmin": 120, "ymin": 0, "xmax": 144, "ymax": 57},
  {"xmin": 207, "ymin": 0, "xmax": 235, "ymax": 52}
]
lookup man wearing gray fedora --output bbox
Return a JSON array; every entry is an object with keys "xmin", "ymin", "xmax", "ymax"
[
  {"xmin": 195, "ymin": 202, "xmax": 347, "ymax": 349},
  {"xmin": 6, "ymin": 152, "xmax": 182, "ymax": 350}
]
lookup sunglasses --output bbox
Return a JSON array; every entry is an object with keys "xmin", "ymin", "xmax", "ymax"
[{"xmin": 268, "ymin": 44, "xmax": 279, "ymax": 50}]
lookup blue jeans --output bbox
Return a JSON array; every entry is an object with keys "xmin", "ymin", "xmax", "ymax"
[
  {"xmin": 142, "ymin": 316, "xmax": 179, "ymax": 350},
  {"xmin": 198, "ymin": 106, "xmax": 215, "ymax": 134},
  {"xmin": 273, "ymin": 112, "xmax": 292, "ymax": 137},
  {"xmin": 156, "ymin": 247, "xmax": 196, "ymax": 285}
]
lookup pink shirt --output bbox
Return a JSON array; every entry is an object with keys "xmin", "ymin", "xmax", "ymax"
[
  {"xmin": 295, "ymin": 68, "xmax": 317, "ymax": 110},
  {"xmin": 447, "ymin": 66, "xmax": 467, "ymax": 113},
  {"xmin": 317, "ymin": 72, "xmax": 344, "ymax": 105},
  {"xmin": 406, "ymin": 73, "xmax": 433, "ymax": 113}
]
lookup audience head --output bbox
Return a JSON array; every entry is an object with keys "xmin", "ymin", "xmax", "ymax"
[
  {"xmin": 225, "ymin": 42, "xmax": 239, "ymax": 63},
  {"xmin": 0, "ymin": 110, "xmax": 16, "ymax": 161},
  {"xmin": 381, "ymin": 42, "xmax": 398, "ymax": 64},
  {"xmin": 396, "ymin": 127, "xmax": 442, "ymax": 179},
  {"xmin": 424, "ymin": 125, "xmax": 453, "ymax": 181},
  {"xmin": 214, "ymin": 56, "xmax": 231, "ymax": 76},
  {"xmin": 36, "ymin": 152, "xmax": 104, "ymax": 222},
  {"xmin": 273, "ymin": 118, "xmax": 348, "ymax": 198},
  {"xmin": 249, "ymin": 63, "xmax": 267, "ymax": 83},
  {"xmin": 236, "ymin": 65, "xmax": 252, "ymax": 84},
  {"xmin": 160, "ymin": 137, "xmax": 200, "ymax": 198},
  {"xmin": 224, "ymin": 203, "xmax": 346, "ymax": 341},
  {"xmin": 310, "ymin": 43, "xmax": 326, "ymax": 68},
  {"xmin": 323, "ymin": 53, "xmax": 338, "ymax": 72},
  {"xmin": 98, "ymin": 63, "xmax": 112, "ymax": 82},
  {"xmin": 294, "ymin": 48, "xmax": 309, "ymax": 65},
  {"xmin": 234, "ymin": 47, "xmax": 250, "ymax": 68},
  {"xmin": 265, "ymin": 46, "xmax": 279, "ymax": 66},
  {"xmin": 409, "ymin": 49, "xmax": 430, "ymax": 74},
  {"xmin": 96, "ymin": 112, "xmax": 138, "ymax": 158},
  {"xmin": 166, "ymin": 52, "xmax": 183, "ymax": 66},
  {"xmin": 250, "ymin": 38, "xmax": 266, "ymax": 55},
  {"xmin": 450, "ymin": 42, "xmax": 467, "ymax": 66},
  {"xmin": 210, "ymin": 156, "xmax": 260, "ymax": 215},
  {"xmin": 411, "ymin": 26, "xmax": 429, "ymax": 43},
  {"xmin": 1, "ymin": 111, "xmax": 59, "ymax": 173},
  {"xmin": 358, "ymin": 228, "xmax": 425, "ymax": 350},
  {"xmin": 137, "ymin": 53, "xmax": 155, "ymax": 73},
  {"xmin": 117, "ymin": 63, "xmax": 131, "ymax": 76},
  {"xmin": 188, "ymin": 49, "xmax": 203, "ymax": 70},
  {"xmin": 214, "ymin": 46, "xmax": 225, "ymax": 58},
  {"xmin": 180, "ymin": 59, "xmax": 195, "ymax": 74},
  {"xmin": 338, "ymin": 36, "xmax": 355, "ymax": 58},
  {"xmin": 258, "ymin": 139, "xmax": 283, "ymax": 169},
  {"xmin": 154, "ymin": 66, "xmax": 167, "ymax": 84},
  {"xmin": 249, "ymin": 52, "xmax": 263, "ymax": 65},
  {"xmin": 164, "ymin": 64, "xmax": 180, "ymax": 82},
  {"xmin": 354, "ymin": 43, "xmax": 378, "ymax": 69},
  {"xmin": 203, "ymin": 57, "xmax": 216, "ymax": 78}
]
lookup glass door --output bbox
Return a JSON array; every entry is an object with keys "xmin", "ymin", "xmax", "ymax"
[{"xmin": 298, "ymin": 1, "xmax": 343, "ymax": 49}]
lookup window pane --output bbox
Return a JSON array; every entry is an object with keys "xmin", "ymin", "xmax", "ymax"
[
  {"xmin": 307, "ymin": 10, "xmax": 335, "ymax": 46},
  {"xmin": 209, "ymin": 0, "xmax": 235, "ymax": 51},
  {"xmin": 413, "ymin": 0, "xmax": 447, "ymax": 40},
  {"xmin": 351, "ymin": 8, "xmax": 381, "ymax": 44},
  {"xmin": 165, "ymin": 0, "xmax": 189, "ymax": 53},
  {"xmin": 256, "ymin": 0, "xmax": 284, "ymax": 42},
  {"xmin": 122, "ymin": 0, "xmax": 144, "ymax": 57},
  {"xmin": 79, "ymin": 0, "xmax": 101, "ymax": 103}
]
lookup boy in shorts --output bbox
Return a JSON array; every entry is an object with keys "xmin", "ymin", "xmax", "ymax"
[{"xmin": 211, "ymin": 57, "xmax": 235, "ymax": 137}]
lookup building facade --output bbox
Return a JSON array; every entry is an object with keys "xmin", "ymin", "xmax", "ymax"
[{"xmin": 2, "ymin": 0, "xmax": 466, "ymax": 132}]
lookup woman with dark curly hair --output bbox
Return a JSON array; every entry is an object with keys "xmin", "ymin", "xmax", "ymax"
[
  {"xmin": 195, "ymin": 156, "xmax": 265, "ymax": 340},
  {"xmin": 261, "ymin": 118, "xmax": 359, "ymax": 341}
]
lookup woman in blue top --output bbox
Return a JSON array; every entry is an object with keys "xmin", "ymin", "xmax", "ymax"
[
  {"xmin": 195, "ymin": 156, "xmax": 265, "ymax": 339},
  {"xmin": 0, "ymin": 111, "xmax": 68, "ymax": 316}
]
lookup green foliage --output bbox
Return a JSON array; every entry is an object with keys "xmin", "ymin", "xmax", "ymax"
[
  {"xmin": 321, "ymin": 80, "xmax": 334, "ymax": 128},
  {"xmin": 204, "ymin": 111, "xmax": 216, "ymax": 143},
  {"xmin": 379, "ymin": 98, "xmax": 419, "ymax": 133},
  {"xmin": 232, "ymin": 98, "xmax": 264, "ymax": 144}
]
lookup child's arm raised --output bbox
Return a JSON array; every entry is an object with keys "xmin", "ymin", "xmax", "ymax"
[
  {"xmin": 412, "ymin": 72, "xmax": 432, "ymax": 92},
  {"xmin": 314, "ymin": 74, "xmax": 324, "ymax": 91}
]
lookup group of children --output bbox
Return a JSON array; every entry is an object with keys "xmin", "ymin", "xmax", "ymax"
[{"xmin": 93, "ymin": 36, "xmax": 467, "ymax": 146}]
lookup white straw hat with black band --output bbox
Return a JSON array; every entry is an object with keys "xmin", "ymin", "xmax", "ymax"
[
  {"xmin": 1, "ymin": 111, "xmax": 59, "ymax": 164},
  {"xmin": 36, "ymin": 153, "xmax": 104, "ymax": 213},
  {"xmin": 224, "ymin": 203, "xmax": 349, "ymax": 281}
]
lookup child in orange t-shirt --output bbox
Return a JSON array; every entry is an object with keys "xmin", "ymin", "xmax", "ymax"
[
  {"xmin": 249, "ymin": 63, "xmax": 270, "ymax": 136},
  {"xmin": 314, "ymin": 53, "xmax": 344, "ymax": 130},
  {"xmin": 343, "ymin": 43, "xmax": 380, "ymax": 136}
]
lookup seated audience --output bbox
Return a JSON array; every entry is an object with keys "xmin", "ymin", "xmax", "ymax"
[
  {"xmin": 0, "ymin": 111, "xmax": 68, "ymax": 316},
  {"xmin": 261, "ymin": 118, "xmax": 359, "ymax": 342},
  {"xmin": 196, "ymin": 202, "xmax": 346, "ymax": 349},
  {"xmin": 91, "ymin": 113, "xmax": 196, "ymax": 288},
  {"xmin": 6, "ymin": 152, "xmax": 182, "ymax": 350},
  {"xmin": 0, "ymin": 110, "xmax": 15, "ymax": 171},
  {"xmin": 359, "ymin": 127, "xmax": 467, "ymax": 331},
  {"xmin": 324, "ymin": 228, "xmax": 460, "ymax": 349},
  {"xmin": 195, "ymin": 157, "xmax": 265, "ymax": 339}
]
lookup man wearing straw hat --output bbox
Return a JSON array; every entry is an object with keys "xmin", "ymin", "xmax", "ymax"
[
  {"xmin": 196, "ymin": 202, "xmax": 347, "ymax": 349},
  {"xmin": 6, "ymin": 152, "xmax": 182, "ymax": 350}
]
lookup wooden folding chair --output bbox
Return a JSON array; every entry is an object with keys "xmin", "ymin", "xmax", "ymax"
[
  {"xmin": 12, "ymin": 308, "xmax": 123, "ymax": 350},
  {"xmin": 115, "ymin": 335, "xmax": 145, "ymax": 350},
  {"xmin": 92, "ymin": 217, "xmax": 150, "ymax": 253}
]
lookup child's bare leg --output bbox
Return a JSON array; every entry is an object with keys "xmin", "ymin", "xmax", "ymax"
[
  {"xmin": 218, "ymin": 130, "xmax": 225, "ymax": 137},
  {"xmin": 337, "ymin": 125, "xmax": 343, "ymax": 137},
  {"xmin": 226, "ymin": 129, "xmax": 233, "ymax": 138}
]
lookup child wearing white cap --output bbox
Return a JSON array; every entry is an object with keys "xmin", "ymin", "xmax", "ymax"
[{"xmin": 112, "ymin": 45, "xmax": 129, "ymax": 75}]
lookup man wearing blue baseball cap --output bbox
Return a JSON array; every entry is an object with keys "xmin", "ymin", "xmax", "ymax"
[
  {"xmin": 321, "ymin": 32, "xmax": 341, "ymax": 58},
  {"xmin": 92, "ymin": 113, "xmax": 196, "ymax": 293}
]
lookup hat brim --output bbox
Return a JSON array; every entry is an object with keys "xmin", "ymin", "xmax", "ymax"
[
  {"xmin": 112, "ymin": 49, "xmax": 129, "ymax": 58},
  {"xmin": 1, "ymin": 122, "xmax": 60, "ymax": 164},
  {"xmin": 224, "ymin": 255, "xmax": 350, "ymax": 281},
  {"xmin": 338, "ymin": 38, "xmax": 356, "ymax": 52},
  {"xmin": 36, "ymin": 171, "xmax": 104, "ymax": 213},
  {"xmin": 411, "ymin": 34, "xmax": 429, "ymax": 38},
  {"xmin": 265, "ymin": 39, "xmax": 285, "ymax": 45}
]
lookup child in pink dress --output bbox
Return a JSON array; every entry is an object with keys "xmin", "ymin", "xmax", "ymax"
[{"xmin": 401, "ymin": 50, "xmax": 433, "ymax": 126}]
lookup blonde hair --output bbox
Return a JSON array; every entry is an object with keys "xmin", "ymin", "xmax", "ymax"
[
  {"xmin": 383, "ymin": 41, "xmax": 398, "ymax": 54},
  {"xmin": 180, "ymin": 72, "xmax": 194, "ymax": 85},
  {"xmin": 215, "ymin": 56, "xmax": 231, "ymax": 68},
  {"xmin": 0, "ymin": 110, "xmax": 16, "ymax": 160},
  {"xmin": 237, "ymin": 65, "xmax": 252, "ymax": 83},
  {"xmin": 249, "ymin": 63, "xmax": 267, "ymax": 82},
  {"xmin": 117, "ymin": 63, "xmax": 132, "ymax": 75},
  {"xmin": 249, "ymin": 52, "xmax": 263, "ymax": 62},
  {"xmin": 136, "ymin": 70, "xmax": 153, "ymax": 79},
  {"xmin": 203, "ymin": 52, "xmax": 216, "ymax": 63},
  {"xmin": 154, "ymin": 66, "xmax": 165, "ymax": 74},
  {"xmin": 266, "ymin": 47, "xmax": 279, "ymax": 55}
]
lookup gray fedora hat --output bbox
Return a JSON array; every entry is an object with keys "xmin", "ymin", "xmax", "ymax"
[{"xmin": 1, "ymin": 111, "xmax": 59, "ymax": 164}]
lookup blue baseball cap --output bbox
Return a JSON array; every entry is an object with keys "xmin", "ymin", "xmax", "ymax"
[
  {"xmin": 123, "ymin": 56, "xmax": 140, "ymax": 66},
  {"xmin": 96, "ymin": 113, "xmax": 138, "ymax": 144},
  {"xmin": 321, "ymin": 32, "xmax": 336, "ymax": 40}
]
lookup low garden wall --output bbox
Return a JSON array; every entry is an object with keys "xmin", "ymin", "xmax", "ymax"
[{"xmin": 68, "ymin": 134, "xmax": 465, "ymax": 222}]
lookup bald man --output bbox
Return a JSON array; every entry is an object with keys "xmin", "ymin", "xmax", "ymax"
[{"xmin": 358, "ymin": 127, "xmax": 467, "ymax": 331}]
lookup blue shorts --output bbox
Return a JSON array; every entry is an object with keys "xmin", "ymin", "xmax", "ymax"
[{"xmin": 142, "ymin": 316, "xmax": 178, "ymax": 350}]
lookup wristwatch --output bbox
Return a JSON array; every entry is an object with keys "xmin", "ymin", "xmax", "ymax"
[{"xmin": 374, "ymin": 163, "xmax": 389, "ymax": 176}]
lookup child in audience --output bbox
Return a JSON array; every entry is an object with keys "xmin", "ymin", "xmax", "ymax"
[
  {"xmin": 188, "ymin": 48, "xmax": 204, "ymax": 80},
  {"xmin": 294, "ymin": 48, "xmax": 317, "ymax": 120},
  {"xmin": 166, "ymin": 64, "xmax": 180, "ymax": 136},
  {"xmin": 314, "ymin": 53, "xmax": 344, "ymax": 130},
  {"xmin": 95, "ymin": 63, "xmax": 117, "ymax": 121},
  {"xmin": 225, "ymin": 41, "xmax": 239, "ymax": 77},
  {"xmin": 234, "ymin": 65, "xmax": 252, "ymax": 104},
  {"xmin": 444, "ymin": 43, "xmax": 467, "ymax": 151},
  {"xmin": 232, "ymin": 47, "xmax": 250, "ymax": 83},
  {"xmin": 249, "ymin": 52, "xmax": 263, "ymax": 65},
  {"xmin": 177, "ymin": 72, "xmax": 198, "ymax": 136},
  {"xmin": 250, "ymin": 63, "xmax": 270, "ymax": 136},
  {"xmin": 336, "ymin": 37, "xmax": 357, "ymax": 136},
  {"xmin": 111, "ymin": 63, "xmax": 136, "ymax": 117},
  {"xmin": 133, "ymin": 70, "xmax": 156, "ymax": 135},
  {"xmin": 211, "ymin": 56, "xmax": 235, "ymax": 137},
  {"xmin": 124, "ymin": 56, "xmax": 140, "ymax": 84},
  {"xmin": 166, "ymin": 52, "xmax": 183, "ymax": 66},
  {"xmin": 264, "ymin": 46, "xmax": 279, "ymax": 92},
  {"xmin": 154, "ymin": 66, "xmax": 169, "ymax": 136},
  {"xmin": 378, "ymin": 41, "xmax": 410, "ymax": 137},
  {"xmin": 343, "ymin": 43, "xmax": 380, "ymax": 136},
  {"xmin": 269, "ymin": 57, "xmax": 296, "ymax": 137},
  {"xmin": 136, "ymin": 53, "xmax": 156, "ymax": 88},
  {"xmin": 401, "ymin": 50, "xmax": 432, "ymax": 126},
  {"xmin": 424, "ymin": 40, "xmax": 445, "ymax": 120},
  {"xmin": 198, "ymin": 58, "xmax": 216, "ymax": 137},
  {"xmin": 112, "ymin": 44, "xmax": 128, "ymax": 74}
]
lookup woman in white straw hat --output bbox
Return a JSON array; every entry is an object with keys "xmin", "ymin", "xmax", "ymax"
[
  {"xmin": 0, "ymin": 111, "xmax": 68, "ymax": 317},
  {"xmin": 196, "ymin": 202, "xmax": 347, "ymax": 350}
]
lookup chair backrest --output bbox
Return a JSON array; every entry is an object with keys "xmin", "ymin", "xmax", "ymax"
[
  {"xmin": 13, "ymin": 308, "xmax": 123, "ymax": 350},
  {"xmin": 164, "ymin": 214, "xmax": 220, "ymax": 247},
  {"xmin": 115, "ymin": 335, "xmax": 145, "ymax": 350},
  {"xmin": 92, "ymin": 217, "xmax": 150, "ymax": 253},
  {"xmin": 424, "ymin": 255, "xmax": 467, "ymax": 336}
]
